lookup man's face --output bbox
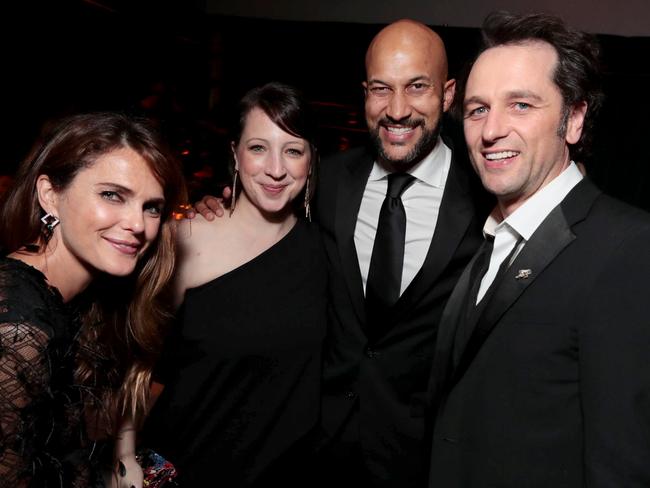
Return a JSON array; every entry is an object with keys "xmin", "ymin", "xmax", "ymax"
[
  {"xmin": 364, "ymin": 45, "xmax": 455, "ymax": 170},
  {"xmin": 463, "ymin": 41, "xmax": 586, "ymax": 216}
]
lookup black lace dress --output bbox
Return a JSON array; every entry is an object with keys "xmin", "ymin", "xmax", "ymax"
[{"xmin": 0, "ymin": 257, "xmax": 104, "ymax": 487}]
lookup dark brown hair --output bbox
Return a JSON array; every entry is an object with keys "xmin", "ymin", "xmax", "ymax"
[
  {"xmin": 478, "ymin": 11, "xmax": 604, "ymax": 161},
  {"xmin": 232, "ymin": 82, "xmax": 319, "ymax": 213},
  {"xmin": 0, "ymin": 112, "xmax": 187, "ymax": 425}
]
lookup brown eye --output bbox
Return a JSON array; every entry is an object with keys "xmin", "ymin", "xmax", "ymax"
[{"xmin": 100, "ymin": 191, "xmax": 123, "ymax": 202}]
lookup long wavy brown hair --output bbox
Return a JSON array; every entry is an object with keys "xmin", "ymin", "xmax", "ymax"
[{"xmin": 0, "ymin": 112, "xmax": 187, "ymax": 428}]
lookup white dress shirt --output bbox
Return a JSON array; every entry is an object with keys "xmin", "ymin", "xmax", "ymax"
[
  {"xmin": 355, "ymin": 138, "xmax": 452, "ymax": 296},
  {"xmin": 476, "ymin": 162, "xmax": 584, "ymax": 303}
]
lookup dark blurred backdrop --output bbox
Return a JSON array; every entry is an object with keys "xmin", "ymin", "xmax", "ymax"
[{"xmin": 5, "ymin": 0, "xmax": 650, "ymax": 208}]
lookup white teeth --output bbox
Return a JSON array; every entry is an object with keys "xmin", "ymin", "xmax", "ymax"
[
  {"xmin": 386, "ymin": 126, "xmax": 414, "ymax": 134},
  {"xmin": 485, "ymin": 151, "xmax": 518, "ymax": 160}
]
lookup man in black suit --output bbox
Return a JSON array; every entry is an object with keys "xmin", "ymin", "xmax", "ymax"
[
  {"xmin": 195, "ymin": 19, "xmax": 487, "ymax": 487},
  {"xmin": 428, "ymin": 12, "xmax": 650, "ymax": 487},
  {"xmin": 314, "ymin": 19, "xmax": 487, "ymax": 487}
]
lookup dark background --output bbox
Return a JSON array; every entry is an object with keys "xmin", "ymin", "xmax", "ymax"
[{"xmin": 5, "ymin": 1, "xmax": 650, "ymax": 208}]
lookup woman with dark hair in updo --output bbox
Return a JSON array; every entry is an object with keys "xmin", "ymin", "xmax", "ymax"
[{"xmin": 142, "ymin": 82, "xmax": 327, "ymax": 486}]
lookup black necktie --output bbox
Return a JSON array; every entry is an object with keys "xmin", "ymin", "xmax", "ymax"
[
  {"xmin": 466, "ymin": 236, "xmax": 495, "ymax": 308},
  {"xmin": 366, "ymin": 172, "xmax": 416, "ymax": 312}
]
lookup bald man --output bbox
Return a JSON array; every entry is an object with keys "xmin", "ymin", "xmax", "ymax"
[{"xmin": 314, "ymin": 19, "xmax": 489, "ymax": 487}]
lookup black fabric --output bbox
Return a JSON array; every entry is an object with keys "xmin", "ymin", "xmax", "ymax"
[
  {"xmin": 0, "ymin": 257, "xmax": 104, "ymax": 487},
  {"xmin": 366, "ymin": 173, "xmax": 416, "ymax": 316},
  {"xmin": 314, "ymin": 137, "xmax": 490, "ymax": 488},
  {"xmin": 143, "ymin": 220, "xmax": 328, "ymax": 487},
  {"xmin": 430, "ymin": 181, "xmax": 650, "ymax": 486}
]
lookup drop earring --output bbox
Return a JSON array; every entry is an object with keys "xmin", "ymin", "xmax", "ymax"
[
  {"xmin": 230, "ymin": 169, "xmax": 238, "ymax": 217},
  {"xmin": 40, "ymin": 213, "xmax": 60, "ymax": 233}
]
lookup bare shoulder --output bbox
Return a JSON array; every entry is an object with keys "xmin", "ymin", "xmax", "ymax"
[
  {"xmin": 176, "ymin": 214, "xmax": 228, "ymax": 251},
  {"xmin": 172, "ymin": 214, "xmax": 230, "ymax": 307}
]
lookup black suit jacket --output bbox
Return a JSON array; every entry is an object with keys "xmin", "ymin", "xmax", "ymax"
[
  {"xmin": 315, "ymin": 138, "xmax": 488, "ymax": 487},
  {"xmin": 429, "ymin": 179, "xmax": 650, "ymax": 487}
]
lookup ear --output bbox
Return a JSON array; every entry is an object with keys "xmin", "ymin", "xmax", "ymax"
[
  {"xmin": 565, "ymin": 101, "xmax": 587, "ymax": 145},
  {"xmin": 231, "ymin": 142, "xmax": 239, "ymax": 171},
  {"xmin": 442, "ymin": 79, "xmax": 456, "ymax": 112},
  {"xmin": 362, "ymin": 81, "xmax": 369, "ymax": 98},
  {"xmin": 36, "ymin": 175, "xmax": 59, "ymax": 216}
]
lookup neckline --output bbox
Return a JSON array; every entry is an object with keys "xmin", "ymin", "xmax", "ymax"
[
  {"xmin": 184, "ymin": 218, "xmax": 305, "ymax": 296},
  {"xmin": 2, "ymin": 255, "xmax": 66, "ymax": 304}
]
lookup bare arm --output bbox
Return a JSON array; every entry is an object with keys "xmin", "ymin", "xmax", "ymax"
[{"xmin": 110, "ymin": 415, "xmax": 143, "ymax": 488}]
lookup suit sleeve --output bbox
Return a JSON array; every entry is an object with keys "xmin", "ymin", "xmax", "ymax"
[{"xmin": 580, "ymin": 225, "xmax": 650, "ymax": 486}]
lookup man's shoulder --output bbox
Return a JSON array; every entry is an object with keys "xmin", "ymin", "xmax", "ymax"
[
  {"xmin": 593, "ymin": 192, "xmax": 650, "ymax": 231},
  {"xmin": 321, "ymin": 146, "xmax": 372, "ymax": 167}
]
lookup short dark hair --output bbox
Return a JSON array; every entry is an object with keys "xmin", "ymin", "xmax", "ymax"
[
  {"xmin": 479, "ymin": 11, "xmax": 604, "ymax": 161},
  {"xmin": 232, "ymin": 82, "xmax": 319, "ymax": 213}
]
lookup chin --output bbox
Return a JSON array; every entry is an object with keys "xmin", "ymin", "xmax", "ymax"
[{"xmin": 100, "ymin": 257, "xmax": 140, "ymax": 277}]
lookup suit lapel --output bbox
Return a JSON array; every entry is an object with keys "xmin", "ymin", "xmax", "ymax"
[
  {"xmin": 393, "ymin": 143, "xmax": 477, "ymax": 316},
  {"xmin": 427, "ymin": 245, "xmax": 486, "ymax": 406},
  {"xmin": 335, "ymin": 149, "xmax": 374, "ymax": 325},
  {"xmin": 451, "ymin": 179, "xmax": 601, "ymax": 378}
]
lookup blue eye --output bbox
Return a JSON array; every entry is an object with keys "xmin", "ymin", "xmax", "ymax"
[
  {"xmin": 145, "ymin": 204, "xmax": 163, "ymax": 217},
  {"xmin": 466, "ymin": 106, "xmax": 488, "ymax": 118},
  {"xmin": 515, "ymin": 102, "xmax": 531, "ymax": 110},
  {"xmin": 249, "ymin": 144, "xmax": 266, "ymax": 153}
]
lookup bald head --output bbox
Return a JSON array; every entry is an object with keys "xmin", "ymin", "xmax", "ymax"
[
  {"xmin": 362, "ymin": 19, "xmax": 455, "ymax": 170},
  {"xmin": 366, "ymin": 19, "xmax": 448, "ymax": 82}
]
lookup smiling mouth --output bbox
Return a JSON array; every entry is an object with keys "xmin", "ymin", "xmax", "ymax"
[
  {"xmin": 484, "ymin": 150, "xmax": 520, "ymax": 161},
  {"xmin": 262, "ymin": 184, "xmax": 287, "ymax": 194},
  {"xmin": 384, "ymin": 126, "xmax": 415, "ymax": 135},
  {"xmin": 104, "ymin": 237, "xmax": 141, "ymax": 256}
]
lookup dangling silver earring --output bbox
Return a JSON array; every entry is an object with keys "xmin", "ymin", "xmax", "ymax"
[
  {"xmin": 230, "ymin": 169, "xmax": 238, "ymax": 217},
  {"xmin": 304, "ymin": 172, "xmax": 312, "ymax": 222},
  {"xmin": 40, "ymin": 213, "xmax": 60, "ymax": 232}
]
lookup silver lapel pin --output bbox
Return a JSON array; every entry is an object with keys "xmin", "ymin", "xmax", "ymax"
[{"xmin": 515, "ymin": 269, "xmax": 532, "ymax": 280}]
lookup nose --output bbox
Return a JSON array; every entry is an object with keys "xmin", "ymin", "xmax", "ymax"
[
  {"xmin": 481, "ymin": 107, "xmax": 509, "ymax": 143},
  {"xmin": 122, "ymin": 204, "xmax": 145, "ymax": 234},
  {"xmin": 385, "ymin": 90, "xmax": 412, "ymax": 122},
  {"xmin": 265, "ymin": 150, "xmax": 288, "ymax": 180}
]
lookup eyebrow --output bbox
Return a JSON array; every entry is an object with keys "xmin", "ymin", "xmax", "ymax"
[
  {"xmin": 367, "ymin": 75, "xmax": 433, "ymax": 86},
  {"xmin": 243, "ymin": 137, "xmax": 269, "ymax": 144},
  {"xmin": 98, "ymin": 182, "xmax": 165, "ymax": 205},
  {"xmin": 505, "ymin": 90, "xmax": 544, "ymax": 103},
  {"xmin": 464, "ymin": 90, "xmax": 545, "ymax": 107}
]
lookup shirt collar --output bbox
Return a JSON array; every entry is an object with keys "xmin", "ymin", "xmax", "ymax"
[
  {"xmin": 483, "ymin": 162, "xmax": 584, "ymax": 240},
  {"xmin": 369, "ymin": 136, "xmax": 450, "ymax": 188}
]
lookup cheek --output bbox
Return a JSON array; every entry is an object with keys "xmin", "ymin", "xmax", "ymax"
[
  {"xmin": 144, "ymin": 218, "xmax": 162, "ymax": 243},
  {"xmin": 288, "ymin": 158, "xmax": 310, "ymax": 182},
  {"xmin": 365, "ymin": 99, "xmax": 384, "ymax": 122},
  {"xmin": 237, "ymin": 154, "xmax": 264, "ymax": 178},
  {"xmin": 464, "ymin": 122, "xmax": 482, "ymax": 147}
]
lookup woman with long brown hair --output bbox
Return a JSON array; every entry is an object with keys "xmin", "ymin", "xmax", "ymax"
[{"xmin": 0, "ymin": 112, "xmax": 186, "ymax": 487}]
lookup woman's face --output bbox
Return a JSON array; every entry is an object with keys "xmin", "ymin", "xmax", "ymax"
[
  {"xmin": 233, "ymin": 107, "xmax": 310, "ymax": 216},
  {"xmin": 45, "ymin": 146, "xmax": 165, "ymax": 277}
]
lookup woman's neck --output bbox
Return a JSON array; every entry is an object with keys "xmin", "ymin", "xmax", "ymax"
[
  {"xmin": 232, "ymin": 196, "xmax": 298, "ymax": 239},
  {"xmin": 10, "ymin": 241, "xmax": 93, "ymax": 302}
]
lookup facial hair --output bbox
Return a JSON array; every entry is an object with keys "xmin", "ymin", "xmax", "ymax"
[{"xmin": 369, "ymin": 112, "xmax": 443, "ymax": 170}]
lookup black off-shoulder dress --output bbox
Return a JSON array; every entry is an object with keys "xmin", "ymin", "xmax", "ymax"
[{"xmin": 143, "ymin": 219, "xmax": 328, "ymax": 487}]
